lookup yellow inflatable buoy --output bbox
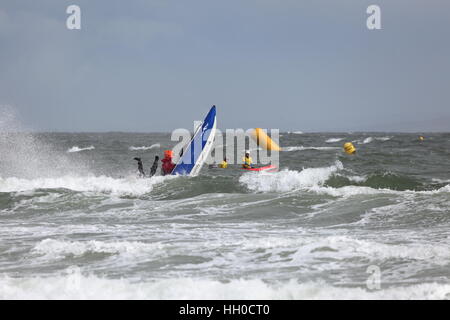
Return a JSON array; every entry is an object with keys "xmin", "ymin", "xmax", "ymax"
[
  {"xmin": 419, "ymin": 136, "xmax": 425, "ymax": 141},
  {"xmin": 343, "ymin": 142, "xmax": 356, "ymax": 155},
  {"xmin": 250, "ymin": 128, "xmax": 281, "ymax": 151}
]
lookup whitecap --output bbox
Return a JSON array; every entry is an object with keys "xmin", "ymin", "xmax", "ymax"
[
  {"xmin": 67, "ymin": 146, "xmax": 95, "ymax": 153},
  {"xmin": 239, "ymin": 161, "xmax": 344, "ymax": 193},
  {"xmin": 0, "ymin": 273, "xmax": 449, "ymax": 299},
  {"xmin": 0, "ymin": 174, "xmax": 174, "ymax": 196},
  {"xmin": 282, "ymin": 146, "xmax": 340, "ymax": 152},
  {"xmin": 129, "ymin": 144, "xmax": 160, "ymax": 151}
]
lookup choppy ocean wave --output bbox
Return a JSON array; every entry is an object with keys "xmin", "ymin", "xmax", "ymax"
[
  {"xmin": 282, "ymin": 146, "xmax": 341, "ymax": 152},
  {"xmin": 1, "ymin": 129, "xmax": 449, "ymax": 299},
  {"xmin": 354, "ymin": 136, "xmax": 392, "ymax": 144},
  {"xmin": 0, "ymin": 175, "xmax": 172, "ymax": 196},
  {"xmin": 1, "ymin": 272, "xmax": 449, "ymax": 299}
]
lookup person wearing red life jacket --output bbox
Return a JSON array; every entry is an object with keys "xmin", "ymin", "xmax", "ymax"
[{"xmin": 161, "ymin": 150, "xmax": 176, "ymax": 175}]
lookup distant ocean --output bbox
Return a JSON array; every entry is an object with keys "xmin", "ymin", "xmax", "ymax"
[{"xmin": 1, "ymin": 132, "xmax": 449, "ymax": 299}]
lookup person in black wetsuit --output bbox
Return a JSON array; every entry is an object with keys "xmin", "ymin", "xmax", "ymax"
[
  {"xmin": 133, "ymin": 157, "xmax": 145, "ymax": 177},
  {"xmin": 149, "ymin": 155, "xmax": 159, "ymax": 177}
]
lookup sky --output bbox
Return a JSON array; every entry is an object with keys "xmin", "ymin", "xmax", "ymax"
[{"xmin": 0, "ymin": 0, "xmax": 449, "ymax": 132}]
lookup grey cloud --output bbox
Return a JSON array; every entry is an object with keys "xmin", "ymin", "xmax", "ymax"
[{"xmin": 0, "ymin": 1, "xmax": 449, "ymax": 132}]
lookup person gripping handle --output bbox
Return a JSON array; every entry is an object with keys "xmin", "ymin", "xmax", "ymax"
[
  {"xmin": 133, "ymin": 157, "xmax": 146, "ymax": 177},
  {"xmin": 149, "ymin": 155, "xmax": 159, "ymax": 177},
  {"xmin": 161, "ymin": 150, "xmax": 176, "ymax": 175}
]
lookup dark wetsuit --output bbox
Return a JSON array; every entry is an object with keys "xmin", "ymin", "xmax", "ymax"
[
  {"xmin": 149, "ymin": 156, "xmax": 159, "ymax": 177},
  {"xmin": 134, "ymin": 157, "xmax": 145, "ymax": 177}
]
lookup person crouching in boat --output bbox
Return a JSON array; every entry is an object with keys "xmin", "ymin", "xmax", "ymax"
[
  {"xmin": 242, "ymin": 150, "xmax": 253, "ymax": 169},
  {"xmin": 161, "ymin": 150, "xmax": 176, "ymax": 175},
  {"xmin": 218, "ymin": 157, "xmax": 228, "ymax": 169}
]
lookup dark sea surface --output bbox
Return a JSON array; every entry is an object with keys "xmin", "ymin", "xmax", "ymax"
[{"xmin": 0, "ymin": 132, "xmax": 449, "ymax": 299}]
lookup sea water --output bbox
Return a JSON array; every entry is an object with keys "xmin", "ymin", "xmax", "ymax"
[{"xmin": 0, "ymin": 130, "xmax": 449, "ymax": 299}]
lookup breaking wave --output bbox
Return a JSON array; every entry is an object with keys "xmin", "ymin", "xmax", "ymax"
[
  {"xmin": 239, "ymin": 161, "xmax": 449, "ymax": 196},
  {"xmin": 358, "ymin": 137, "xmax": 374, "ymax": 144},
  {"xmin": 32, "ymin": 239, "xmax": 168, "ymax": 260},
  {"xmin": 129, "ymin": 144, "xmax": 160, "ymax": 151},
  {"xmin": 67, "ymin": 146, "xmax": 95, "ymax": 153},
  {"xmin": 0, "ymin": 175, "xmax": 173, "ymax": 196},
  {"xmin": 240, "ymin": 161, "xmax": 344, "ymax": 193},
  {"xmin": 355, "ymin": 137, "xmax": 392, "ymax": 144},
  {"xmin": 282, "ymin": 146, "xmax": 340, "ymax": 152},
  {"xmin": 0, "ymin": 272, "xmax": 448, "ymax": 299}
]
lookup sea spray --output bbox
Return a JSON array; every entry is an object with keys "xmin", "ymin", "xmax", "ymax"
[{"xmin": 0, "ymin": 106, "xmax": 89, "ymax": 178}]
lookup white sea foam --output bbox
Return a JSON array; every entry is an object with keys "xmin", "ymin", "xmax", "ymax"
[
  {"xmin": 355, "ymin": 137, "xmax": 391, "ymax": 145},
  {"xmin": 287, "ymin": 235, "xmax": 450, "ymax": 264},
  {"xmin": 317, "ymin": 183, "xmax": 450, "ymax": 197},
  {"xmin": 376, "ymin": 136, "xmax": 392, "ymax": 142},
  {"xmin": 325, "ymin": 138, "xmax": 343, "ymax": 143},
  {"xmin": 347, "ymin": 175, "xmax": 367, "ymax": 183},
  {"xmin": 0, "ymin": 272, "xmax": 448, "ymax": 299},
  {"xmin": 239, "ymin": 161, "xmax": 343, "ymax": 193},
  {"xmin": 32, "ymin": 239, "xmax": 168, "ymax": 260},
  {"xmin": 282, "ymin": 146, "xmax": 340, "ymax": 152},
  {"xmin": 0, "ymin": 175, "xmax": 173, "ymax": 196},
  {"xmin": 239, "ymin": 158, "xmax": 450, "ymax": 196},
  {"xmin": 359, "ymin": 137, "xmax": 374, "ymax": 144},
  {"xmin": 432, "ymin": 178, "xmax": 450, "ymax": 184},
  {"xmin": 67, "ymin": 146, "xmax": 95, "ymax": 153},
  {"xmin": 129, "ymin": 144, "xmax": 160, "ymax": 151},
  {"xmin": 292, "ymin": 131, "xmax": 304, "ymax": 134}
]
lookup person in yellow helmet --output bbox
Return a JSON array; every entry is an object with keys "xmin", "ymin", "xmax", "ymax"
[
  {"xmin": 218, "ymin": 157, "xmax": 228, "ymax": 169},
  {"xmin": 242, "ymin": 150, "xmax": 253, "ymax": 169}
]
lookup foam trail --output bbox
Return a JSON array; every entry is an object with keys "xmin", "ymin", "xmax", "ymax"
[
  {"xmin": 360, "ymin": 137, "xmax": 373, "ymax": 144},
  {"xmin": 375, "ymin": 136, "xmax": 392, "ymax": 141},
  {"xmin": 282, "ymin": 146, "xmax": 340, "ymax": 152},
  {"xmin": 129, "ymin": 144, "xmax": 160, "ymax": 151},
  {"xmin": 354, "ymin": 137, "xmax": 391, "ymax": 145},
  {"xmin": 32, "ymin": 239, "xmax": 168, "ymax": 259},
  {"xmin": 67, "ymin": 146, "xmax": 95, "ymax": 153}
]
